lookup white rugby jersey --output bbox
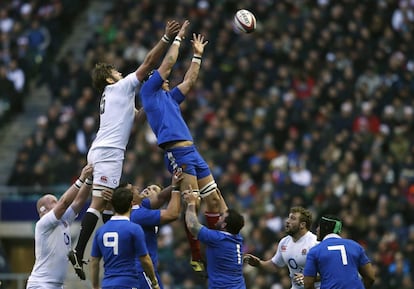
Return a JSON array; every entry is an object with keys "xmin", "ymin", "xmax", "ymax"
[
  {"xmin": 27, "ymin": 207, "xmax": 77, "ymax": 286},
  {"xmin": 271, "ymin": 231, "xmax": 320, "ymax": 289},
  {"xmin": 90, "ymin": 72, "xmax": 139, "ymax": 150}
]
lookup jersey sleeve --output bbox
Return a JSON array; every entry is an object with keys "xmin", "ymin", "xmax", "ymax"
[
  {"xmin": 271, "ymin": 240, "xmax": 286, "ymax": 267},
  {"xmin": 303, "ymin": 247, "xmax": 318, "ymax": 277},
  {"xmin": 61, "ymin": 206, "xmax": 77, "ymax": 224},
  {"xmin": 36, "ymin": 210, "xmax": 60, "ymax": 234},
  {"xmin": 131, "ymin": 207, "xmax": 161, "ymax": 226},
  {"xmin": 116, "ymin": 72, "xmax": 140, "ymax": 96},
  {"xmin": 141, "ymin": 198, "xmax": 151, "ymax": 209},
  {"xmin": 91, "ymin": 229, "xmax": 102, "ymax": 258},
  {"xmin": 170, "ymin": 87, "xmax": 185, "ymax": 104},
  {"xmin": 356, "ymin": 242, "xmax": 371, "ymax": 266},
  {"xmin": 133, "ymin": 224, "xmax": 149, "ymax": 257},
  {"xmin": 197, "ymin": 226, "xmax": 222, "ymax": 245},
  {"xmin": 140, "ymin": 70, "xmax": 164, "ymax": 111}
]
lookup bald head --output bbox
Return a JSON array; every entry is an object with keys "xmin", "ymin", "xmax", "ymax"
[{"xmin": 37, "ymin": 194, "xmax": 58, "ymax": 217}]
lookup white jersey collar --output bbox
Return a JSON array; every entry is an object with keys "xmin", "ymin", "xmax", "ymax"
[
  {"xmin": 323, "ymin": 233, "xmax": 341, "ymax": 240},
  {"xmin": 110, "ymin": 216, "xmax": 130, "ymax": 221}
]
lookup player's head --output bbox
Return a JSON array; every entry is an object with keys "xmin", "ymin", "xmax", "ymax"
[
  {"xmin": 318, "ymin": 215, "xmax": 342, "ymax": 241},
  {"xmin": 36, "ymin": 194, "xmax": 58, "ymax": 218},
  {"xmin": 91, "ymin": 63, "xmax": 122, "ymax": 94},
  {"xmin": 285, "ymin": 206, "xmax": 313, "ymax": 237},
  {"xmin": 112, "ymin": 185, "xmax": 133, "ymax": 215},
  {"xmin": 216, "ymin": 208, "xmax": 244, "ymax": 234}
]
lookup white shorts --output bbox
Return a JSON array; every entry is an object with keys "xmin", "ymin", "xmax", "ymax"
[
  {"xmin": 87, "ymin": 147, "xmax": 124, "ymax": 190},
  {"xmin": 26, "ymin": 281, "xmax": 63, "ymax": 289}
]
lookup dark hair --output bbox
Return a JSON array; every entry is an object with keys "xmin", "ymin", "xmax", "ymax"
[
  {"xmin": 225, "ymin": 208, "xmax": 244, "ymax": 234},
  {"xmin": 319, "ymin": 215, "xmax": 342, "ymax": 238},
  {"xmin": 111, "ymin": 186, "xmax": 133, "ymax": 214},
  {"xmin": 290, "ymin": 206, "xmax": 313, "ymax": 230},
  {"xmin": 91, "ymin": 63, "xmax": 116, "ymax": 94}
]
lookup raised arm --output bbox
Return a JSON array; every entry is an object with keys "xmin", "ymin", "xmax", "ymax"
[
  {"xmin": 159, "ymin": 170, "xmax": 183, "ymax": 224},
  {"xmin": 182, "ymin": 185, "xmax": 203, "ymax": 237},
  {"xmin": 53, "ymin": 164, "xmax": 93, "ymax": 219},
  {"xmin": 135, "ymin": 20, "xmax": 180, "ymax": 82},
  {"xmin": 147, "ymin": 169, "xmax": 182, "ymax": 208},
  {"xmin": 177, "ymin": 33, "xmax": 208, "ymax": 96},
  {"xmin": 157, "ymin": 20, "xmax": 190, "ymax": 80}
]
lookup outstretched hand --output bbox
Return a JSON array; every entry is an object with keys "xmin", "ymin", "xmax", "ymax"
[
  {"xmin": 171, "ymin": 168, "xmax": 184, "ymax": 188},
  {"xmin": 191, "ymin": 33, "xmax": 208, "ymax": 56},
  {"xmin": 80, "ymin": 164, "xmax": 93, "ymax": 181},
  {"xmin": 243, "ymin": 254, "xmax": 261, "ymax": 267},
  {"xmin": 177, "ymin": 20, "xmax": 190, "ymax": 39},
  {"xmin": 165, "ymin": 20, "xmax": 180, "ymax": 39},
  {"xmin": 181, "ymin": 184, "xmax": 200, "ymax": 204}
]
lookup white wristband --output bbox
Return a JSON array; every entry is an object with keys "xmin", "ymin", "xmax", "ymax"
[
  {"xmin": 161, "ymin": 34, "xmax": 170, "ymax": 43},
  {"xmin": 192, "ymin": 57, "xmax": 201, "ymax": 64},
  {"xmin": 85, "ymin": 178, "xmax": 93, "ymax": 186},
  {"xmin": 74, "ymin": 179, "xmax": 83, "ymax": 189}
]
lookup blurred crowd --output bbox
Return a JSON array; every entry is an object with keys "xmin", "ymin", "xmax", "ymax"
[
  {"xmin": 0, "ymin": 0, "xmax": 89, "ymax": 126},
  {"xmin": 4, "ymin": 0, "xmax": 414, "ymax": 288}
]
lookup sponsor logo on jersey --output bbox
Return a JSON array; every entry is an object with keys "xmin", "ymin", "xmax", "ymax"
[
  {"xmin": 101, "ymin": 176, "xmax": 108, "ymax": 183},
  {"xmin": 302, "ymin": 248, "xmax": 307, "ymax": 255},
  {"xmin": 281, "ymin": 245, "xmax": 287, "ymax": 251}
]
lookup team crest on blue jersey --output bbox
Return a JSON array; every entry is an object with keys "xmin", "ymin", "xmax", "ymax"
[{"xmin": 302, "ymin": 248, "xmax": 307, "ymax": 255}]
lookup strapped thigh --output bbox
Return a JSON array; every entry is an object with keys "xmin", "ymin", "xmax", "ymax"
[
  {"xmin": 92, "ymin": 185, "xmax": 109, "ymax": 197},
  {"xmin": 199, "ymin": 181, "xmax": 217, "ymax": 198}
]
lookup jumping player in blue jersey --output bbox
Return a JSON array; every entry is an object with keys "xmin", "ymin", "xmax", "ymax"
[
  {"xmin": 182, "ymin": 185, "xmax": 246, "ymax": 289},
  {"xmin": 131, "ymin": 170, "xmax": 183, "ymax": 289},
  {"xmin": 140, "ymin": 20, "xmax": 227, "ymax": 274},
  {"xmin": 303, "ymin": 215, "xmax": 375, "ymax": 289},
  {"xmin": 90, "ymin": 185, "xmax": 159, "ymax": 289}
]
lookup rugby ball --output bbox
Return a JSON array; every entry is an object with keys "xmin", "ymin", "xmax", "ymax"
[{"xmin": 233, "ymin": 9, "xmax": 256, "ymax": 33}]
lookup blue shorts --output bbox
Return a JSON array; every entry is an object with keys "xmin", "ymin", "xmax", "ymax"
[
  {"xmin": 164, "ymin": 145, "xmax": 211, "ymax": 179},
  {"xmin": 137, "ymin": 271, "xmax": 163, "ymax": 289}
]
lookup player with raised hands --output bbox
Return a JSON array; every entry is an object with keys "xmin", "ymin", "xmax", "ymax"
[{"xmin": 140, "ymin": 21, "xmax": 228, "ymax": 274}]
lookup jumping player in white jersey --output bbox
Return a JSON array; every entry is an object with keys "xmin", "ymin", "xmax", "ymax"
[
  {"xmin": 68, "ymin": 20, "xmax": 181, "ymax": 280},
  {"xmin": 244, "ymin": 207, "xmax": 320, "ymax": 289},
  {"xmin": 26, "ymin": 164, "xmax": 93, "ymax": 289}
]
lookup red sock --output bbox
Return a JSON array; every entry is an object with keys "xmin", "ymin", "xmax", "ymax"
[
  {"xmin": 205, "ymin": 212, "xmax": 220, "ymax": 229},
  {"xmin": 184, "ymin": 219, "xmax": 202, "ymax": 261}
]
